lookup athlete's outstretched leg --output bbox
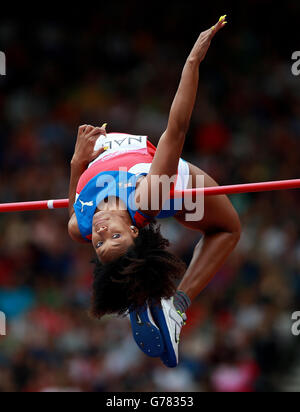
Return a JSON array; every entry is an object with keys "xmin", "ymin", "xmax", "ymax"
[
  {"xmin": 150, "ymin": 163, "xmax": 241, "ymax": 368},
  {"xmin": 175, "ymin": 162, "xmax": 241, "ymax": 301}
]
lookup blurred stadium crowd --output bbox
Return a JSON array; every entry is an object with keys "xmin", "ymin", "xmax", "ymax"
[{"xmin": 0, "ymin": 1, "xmax": 300, "ymax": 392}]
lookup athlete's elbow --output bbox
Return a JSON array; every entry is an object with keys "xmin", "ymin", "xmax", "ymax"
[
  {"xmin": 228, "ymin": 219, "xmax": 242, "ymax": 248},
  {"xmin": 68, "ymin": 222, "xmax": 77, "ymax": 242},
  {"xmin": 213, "ymin": 218, "xmax": 242, "ymax": 248},
  {"xmin": 166, "ymin": 122, "xmax": 188, "ymax": 142},
  {"xmin": 69, "ymin": 232, "xmax": 87, "ymax": 245},
  {"xmin": 178, "ymin": 123, "xmax": 189, "ymax": 137},
  {"xmin": 168, "ymin": 104, "xmax": 191, "ymax": 137},
  {"xmin": 226, "ymin": 206, "xmax": 242, "ymax": 243},
  {"xmin": 229, "ymin": 229, "xmax": 241, "ymax": 248},
  {"xmin": 68, "ymin": 218, "xmax": 85, "ymax": 244}
]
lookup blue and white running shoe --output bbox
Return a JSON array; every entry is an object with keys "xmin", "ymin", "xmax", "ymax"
[
  {"xmin": 129, "ymin": 305, "xmax": 165, "ymax": 358},
  {"xmin": 150, "ymin": 298, "xmax": 187, "ymax": 368}
]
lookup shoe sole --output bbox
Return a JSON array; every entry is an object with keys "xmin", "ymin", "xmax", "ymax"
[
  {"xmin": 129, "ymin": 306, "xmax": 165, "ymax": 358},
  {"xmin": 150, "ymin": 301, "xmax": 178, "ymax": 368}
]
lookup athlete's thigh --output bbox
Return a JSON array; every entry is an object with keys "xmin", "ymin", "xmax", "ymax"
[{"xmin": 175, "ymin": 162, "xmax": 241, "ymax": 234}]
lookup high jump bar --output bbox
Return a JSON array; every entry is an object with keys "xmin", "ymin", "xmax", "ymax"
[{"xmin": 0, "ymin": 179, "xmax": 299, "ymax": 213}]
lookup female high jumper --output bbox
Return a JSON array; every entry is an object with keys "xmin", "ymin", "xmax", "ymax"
[{"xmin": 68, "ymin": 16, "xmax": 241, "ymax": 368}]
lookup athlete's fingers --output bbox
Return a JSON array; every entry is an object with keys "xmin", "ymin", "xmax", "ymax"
[
  {"xmin": 85, "ymin": 125, "xmax": 94, "ymax": 135},
  {"xmin": 93, "ymin": 123, "xmax": 107, "ymax": 139},
  {"xmin": 91, "ymin": 147, "xmax": 106, "ymax": 160},
  {"xmin": 210, "ymin": 15, "xmax": 227, "ymax": 38},
  {"xmin": 86, "ymin": 127, "xmax": 103, "ymax": 140},
  {"xmin": 77, "ymin": 125, "xmax": 88, "ymax": 136},
  {"xmin": 100, "ymin": 123, "xmax": 107, "ymax": 137}
]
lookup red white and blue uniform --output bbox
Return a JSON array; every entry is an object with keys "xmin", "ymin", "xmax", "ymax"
[{"xmin": 74, "ymin": 133, "xmax": 189, "ymax": 242}]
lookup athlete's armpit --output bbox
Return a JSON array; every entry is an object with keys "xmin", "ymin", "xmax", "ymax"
[{"xmin": 134, "ymin": 130, "xmax": 185, "ymax": 215}]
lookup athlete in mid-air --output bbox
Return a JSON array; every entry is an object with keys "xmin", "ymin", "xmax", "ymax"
[{"xmin": 68, "ymin": 16, "xmax": 241, "ymax": 368}]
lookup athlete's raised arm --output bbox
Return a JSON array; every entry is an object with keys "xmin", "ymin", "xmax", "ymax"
[
  {"xmin": 166, "ymin": 16, "xmax": 227, "ymax": 142},
  {"xmin": 137, "ymin": 16, "xmax": 228, "ymax": 212}
]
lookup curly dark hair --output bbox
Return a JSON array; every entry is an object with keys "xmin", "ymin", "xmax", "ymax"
[{"xmin": 90, "ymin": 222, "xmax": 186, "ymax": 319}]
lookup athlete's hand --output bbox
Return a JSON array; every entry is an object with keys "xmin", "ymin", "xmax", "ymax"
[
  {"xmin": 190, "ymin": 15, "xmax": 228, "ymax": 63},
  {"xmin": 71, "ymin": 124, "xmax": 107, "ymax": 167}
]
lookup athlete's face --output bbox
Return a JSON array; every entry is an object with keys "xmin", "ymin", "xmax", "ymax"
[{"xmin": 92, "ymin": 211, "xmax": 139, "ymax": 263}]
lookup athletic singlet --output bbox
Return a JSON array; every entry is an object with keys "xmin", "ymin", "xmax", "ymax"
[{"xmin": 74, "ymin": 133, "xmax": 189, "ymax": 242}]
